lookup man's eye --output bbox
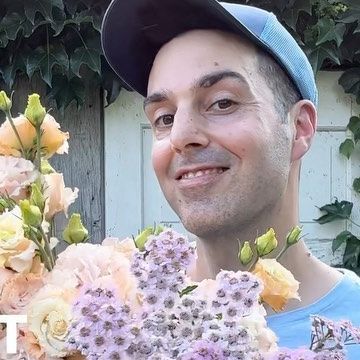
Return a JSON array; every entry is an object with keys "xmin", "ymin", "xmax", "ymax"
[
  {"xmin": 211, "ymin": 99, "xmax": 236, "ymax": 110},
  {"xmin": 155, "ymin": 114, "xmax": 174, "ymax": 127}
]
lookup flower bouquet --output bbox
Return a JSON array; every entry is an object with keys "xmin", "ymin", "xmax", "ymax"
[{"xmin": 0, "ymin": 91, "xmax": 359, "ymax": 360}]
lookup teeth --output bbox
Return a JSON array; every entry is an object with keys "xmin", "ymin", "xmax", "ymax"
[{"xmin": 181, "ymin": 168, "xmax": 224, "ymax": 179}]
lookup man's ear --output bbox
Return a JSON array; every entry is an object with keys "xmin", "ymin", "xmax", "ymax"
[{"xmin": 290, "ymin": 100, "xmax": 317, "ymax": 162}]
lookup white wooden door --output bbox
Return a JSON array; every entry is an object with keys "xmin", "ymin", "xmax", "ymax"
[{"xmin": 105, "ymin": 71, "xmax": 360, "ymax": 264}]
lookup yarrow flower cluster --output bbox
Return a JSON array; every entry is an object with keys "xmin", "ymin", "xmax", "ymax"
[{"xmin": 67, "ymin": 229, "xmax": 277, "ymax": 359}]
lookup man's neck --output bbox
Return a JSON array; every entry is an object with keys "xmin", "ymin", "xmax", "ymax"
[{"xmin": 188, "ymin": 184, "xmax": 343, "ymax": 312}]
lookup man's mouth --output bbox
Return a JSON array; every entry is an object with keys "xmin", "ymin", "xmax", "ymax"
[{"xmin": 177, "ymin": 167, "xmax": 228, "ymax": 180}]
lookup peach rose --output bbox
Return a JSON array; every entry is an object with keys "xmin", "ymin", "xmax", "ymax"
[
  {"xmin": 102, "ymin": 236, "xmax": 137, "ymax": 260},
  {"xmin": 252, "ymin": 258, "xmax": 300, "ymax": 312},
  {"xmin": 0, "ymin": 114, "xmax": 69, "ymax": 159},
  {"xmin": 0, "ymin": 156, "xmax": 38, "ymax": 201},
  {"xmin": 19, "ymin": 328, "xmax": 46, "ymax": 360},
  {"xmin": 0, "ymin": 206, "xmax": 38, "ymax": 273},
  {"xmin": 47, "ymin": 243, "xmax": 140, "ymax": 305},
  {"xmin": 43, "ymin": 173, "xmax": 78, "ymax": 220},
  {"xmin": 0, "ymin": 272, "xmax": 44, "ymax": 314}
]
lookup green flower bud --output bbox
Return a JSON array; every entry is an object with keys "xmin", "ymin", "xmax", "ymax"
[
  {"xmin": 24, "ymin": 93, "xmax": 46, "ymax": 127},
  {"xmin": 63, "ymin": 213, "xmax": 88, "ymax": 244},
  {"xmin": 41, "ymin": 159, "xmax": 56, "ymax": 174},
  {"xmin": 0, "ymin": 91, "xmax": 12, "ymax": 113},
  {"xmin": 30, "ymin": 183, "xmax": 45, "ymax": 212},
  {"xmin": 239, "ymin": 241, "xmax": 254, "ymax": 265},
  {"xmin": 0, "ymin": 198, "xmax": 8, "ymax": 213},
  {"xmin": 154, "ymin": 224, "xmax": 165, "ymax": 236},
  {"xmin": 134, "ymin": 226, "xmax": 154, "ymax": 251},
  {"xmin": 19, "ymin": 200, "xmax": 42, "ymax": 227},
  {"xmin": 286, "ymin": 226, "xmax": 302, "ymax": 245},
  {"xmin": 255, "ymin": 228, "xmax": 278, "ymax": 257}
]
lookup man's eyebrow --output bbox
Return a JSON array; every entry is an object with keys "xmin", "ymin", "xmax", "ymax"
[
  {"xmin": 195, "ymin": 70, "xmax": 250, "ymax": 89},
  {"xmin": 143, "ymin": 70, "xmax": 249, "ymax": 109},
  {"xmin": 143, "ymin": 91, "xmax": 169, "ymax": 109}
]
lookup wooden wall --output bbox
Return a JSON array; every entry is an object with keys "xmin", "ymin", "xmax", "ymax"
[{"xmin": 2, "ymin": 76, "xmax": 105, "ymax": 248}]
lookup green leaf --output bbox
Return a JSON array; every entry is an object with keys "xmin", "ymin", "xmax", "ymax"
[
  {"xmin": 339, "ymin": 138, "xmax": 355, "ymax": 159},
  {"xmin": 25, "ymin": 45, "xmax": 69, "ymax": 87},
  {"xmin": 343, "ymin": 237, "xmax": 360, "ymax": 269},
  {"xmin": 24, "ymin": 0, "xmax": 65, "ymax": 24},
  {"xmin": 339, "ymin": 68, "xmax": 360, "ymax": 104},
  {"xmin": 314, "ymin": 199, "xmax": 353, "ymax": 224},
  {"xmin": 0, "ymin": 13, "xmax": 34, "ymax": 46},
  {"xmin": 332, "ymin": 230, "xmax": 354, "ymax": 253},
  {"xmin": 347, "ymin": 116, "xmax": 360, "ymax": 134},
  {"xmin": 307, "ymin": 43, "xmax": 341, "ymax": 74},
  {"xmin": 282, "ymin": 0, "xmax": 312, "ymax": 31},
  {"xmin": 70, "ymin": 46, "xmax": 101, "ymax": 77},
  {"xmin": 353, "ymin": 178, "xmax": 360, "ymax": 193},
  {"xmin": 0, "ymin": 55, "xmax": 26, "ymax": 89},
  {"xmin": 315, "ymin": 18, "xmax": 336, "ymax": 46},
  {"xmin": 179, "ymin": 285, "xmax": 198, "ymax": 298},
  {"xmin": 47, "ymin": 75, "xmax": 85, "ymax": 111}
]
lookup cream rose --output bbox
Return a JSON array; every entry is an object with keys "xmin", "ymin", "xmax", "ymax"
[
  {"xmin": 43, "ymin": 173, "xmax": 78, "ymax": 220},
  {"xmin": 0, "ymin": 156, "xmax": 38, "ymax": 201},
  {"xmin": 0, "ymin": 206, "xmax": 37, "ymax": 273},
  {"xmin": 27, "ymin": 286, "xmax": 76, "ymax": 357},
  {"xmin": 0, "ymin": 114, "xmax": 69, "ymax": 159}
]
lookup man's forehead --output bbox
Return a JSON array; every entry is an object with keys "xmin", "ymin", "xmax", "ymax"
[{"xmin": 147, "ymin": 29, "xmax": 258, "ymax": 95}]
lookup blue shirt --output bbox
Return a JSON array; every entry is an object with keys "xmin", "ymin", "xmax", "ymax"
[{"xmin": 267, "ymin": 271, "xmax": 360, "ymax": 359}]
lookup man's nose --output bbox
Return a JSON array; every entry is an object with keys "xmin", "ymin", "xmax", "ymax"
[{"xmin": 169, "ymin": 111, "xmax": 209, "ymax": 153}]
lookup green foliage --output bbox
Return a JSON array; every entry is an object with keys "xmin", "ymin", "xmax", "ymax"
[
  {"xmin": 0, "ymin": 0, "xmax": 119, "ymax": 111},
  {"xmin": 0, "ymin": 0, "xmax": 358, "ymax": 110},
  {"xmin": 339, "ymin": 138, "xmax": 355, "ymax": 159},
  {"xmin": 314, "ymin": 199, "xmax": 353, "ymax": 224},
  {"xmin": 315, "ymin": 114, "xmax": 360, "ymax": 274}
]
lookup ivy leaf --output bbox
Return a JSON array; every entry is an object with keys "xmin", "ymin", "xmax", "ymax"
[
  {"xmin": 179, "ymin": 285, "xmax": 198, "ymax": 298},
  {"xmin": 316, "ymin": 20, "xmax": 346, "ymax": 47},
  {"xmin": 24, "ymin": 0, "xmax": 64, "ymax": 24},
  {"xmin": 339, "ymin": 68, "xmax": 360, "ymax": 104},
  {"xmin": 70, "ymin": 46, "xmax": 101, "ymax": 77},
  {"xmin": 0, "ymin": 13, "xmax": 34, "ymax": 47},
  {"xmin": 47, "ymin": 74, "xmax": 85, "ymax": 111},
  {"xmin": 282, "ymin": 0, "xmax": 312, "ymax": 31},
  {"xmin": 307, "ymin": 43, "xmax": 340, "ymax": 74},
  {"xmin": 0, "ymin": 55, "xmax": 26, "ymax": 89},
  {"xmin": 314, "ymin": 199, "xmax": 353, "ymax": 224},
  {"xmin": 353, "ymin": 177, "xmax": 360, "ymax": 193},
  {"xmin": 332, "ymin": 230, "xmax": 354, "ymax": 253},
  {"xmin": 25, "ymin": 45, "xmax": 69, "ymax": 87},
  {"xmin": 339, "ymin": 138, "xmax": 355, "ymax": 159},
  {"xmin": 347, "ymin": 116, "xmax": 360, "ymax": 142},
  {"xmin": 64, "ymin": 10, "xmax": 94, "ymax": 28},
  {"xmin": 343, "ymin": 236, "xmax": 360, "ymax": 269},
  {"xmin": 64, "ymin": 0, "xmax": 83, "ymax": 16}
]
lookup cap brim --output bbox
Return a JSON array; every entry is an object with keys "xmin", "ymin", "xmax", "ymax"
[{"xmin": 101, "ymin": 0, "xmax": 266, "ymax": 97}]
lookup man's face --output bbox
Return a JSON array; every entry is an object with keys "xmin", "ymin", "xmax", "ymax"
[{"xmin": 144, "ymin": 30, "xmax": 293, "ymax": 238}]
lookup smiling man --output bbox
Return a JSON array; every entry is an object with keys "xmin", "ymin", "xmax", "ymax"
[{"xmin": 101, "ymin": 0, "xmax": 360, "ymax": 356}]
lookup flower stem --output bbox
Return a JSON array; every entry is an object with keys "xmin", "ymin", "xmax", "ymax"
[
  {"xmin": 35, "ymin": 126, "xmax": 42, "ymax": 172},
  {"xmin": 276, "ymin": 244, "xmax": 290, "ymax": 261},
  {"xmin": 29, "ymin": 231, "xmax": 52, "ymax": 271},
  {"xmin": 5, "ymin": 110, "xmax": 26, "ymax": 155},
  {"xmin": 38, "ymin": 225, "xmax": 55, "ymax": 269}
]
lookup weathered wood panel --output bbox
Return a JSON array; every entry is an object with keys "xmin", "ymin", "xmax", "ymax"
[{"xmin": 2, "ymin": 76, "xmax": 105, "ymax": 248}]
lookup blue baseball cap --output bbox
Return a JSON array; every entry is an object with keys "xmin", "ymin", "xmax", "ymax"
[{"xmin": 101, "ymin": 0, "xmax": 318, "ymax": 106}]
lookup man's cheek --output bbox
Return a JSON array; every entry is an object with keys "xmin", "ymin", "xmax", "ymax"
[{"xmin": 151, "ymin": 142, "xmax": 172, "ymax": 180}]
